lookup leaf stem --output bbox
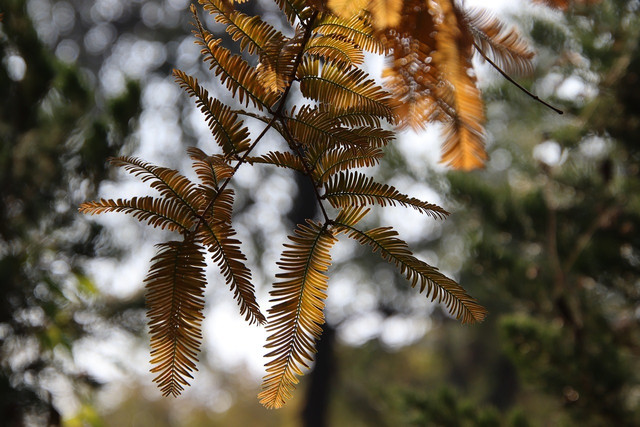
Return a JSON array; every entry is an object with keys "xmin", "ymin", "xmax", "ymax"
[
  {"xmin": 472, "ymin": 41, "xmax": 564, "ymax": 115},
  {"xmin": 192, "ymin": 116, "xmax": 277, "ymax": 232}
]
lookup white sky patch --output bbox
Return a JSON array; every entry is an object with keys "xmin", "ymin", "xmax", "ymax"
[
  {"xmin": 203, "ymin": 303, "xmax": 268, "ymax": 379},
  {"xmin": 579, "ymin": 135, "xmax": 611, "ymax": 159},
  {"xmin": 4, "ymin": 54, "xmax": 27, "ymax": 81},
  {"xmin": 380, "ymin": 315, "xmax": 432, "ymax": 349},
  {"xmin": 339, "ymin": 311, "xmax": 385, "ymax": 346},
  {"xmin": 533, "ymin": 140, "xmax": 567, "ymax": 166},
  {"xmin": 396, "ymin": 127, "xmax": 449, "ymax": 176}
]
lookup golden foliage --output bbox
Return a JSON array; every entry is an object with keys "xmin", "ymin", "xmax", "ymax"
[
  {"xmin": 305, "ymin": 34, "xmax": 365, "ymax": 66},
  {"xmin": 298, "ymin": 57, "xmax": 396, "ymax": 122},
  {"xmin": 79, "ymin": 197, "xmax": 194, "ymax": 232},
  {"xmin": 191, "ymin": 5, "xmax": 279, "ymax": 109},
  {"xmin": 313, "ymin": 13, "xmax": 386, "ymax": 54},
  {"xmin": 463, "ymin": 8, "xmax": 535, "ymax": 76},
  {"xmin": 81, "ymin": 0, "xmax": 568, "ymax": 408},
  {"xmin": 200, "ymin": 0, "xmax": 284, "ymax": 56},
  {"xmin": 433, "ymin": 0, "xmax": 487, "ymax": 170},
  {"xmin": 334, "ymin": 211, "xmax": 488, "ymax": 324},
  {"xmin": 323, "ymin": 171, "xmax": 449, "ymax": 218},
  {"xmin": 197, "ymin": 214, "xmax": 266, "ymax": 325},
  {"xmin": 175, "ymin": 70, "xmax": 251, "ymax": 157},
  {"xmin": 146, "ymin": 238, "xmax": 207, "ymax": 397},
  {"xmin": 327, "ymin": 0, "xmax": 538, "ymax": 170},
  {"xmin": 259, "ymin": 221, "xmax": 338, "ymax": 409}
]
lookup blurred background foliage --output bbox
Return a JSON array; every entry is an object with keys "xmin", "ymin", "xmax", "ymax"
[
  {"xmin": 1, "ymin": 0, "xmax": 143, "ymax": 424},
  {"xmin": 1, "ymin": 0, "xmax": 639, "ymax": 425}
]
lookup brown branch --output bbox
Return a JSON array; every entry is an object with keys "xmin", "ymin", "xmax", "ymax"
[
  {"xmin": 191, "ymin": 117, "xmax": 278, "ymax": 232},
  {"xmin": 473, "ymin": 41, "xmax": 564, "ymax": 115}
]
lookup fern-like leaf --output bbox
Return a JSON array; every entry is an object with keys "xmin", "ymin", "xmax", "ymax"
[
  {"xmin": 286, "ymin": 105, "xmax": 360, "ymax": 152},
  {"xmin": 313, "ymin": 13, "xmax": 385, "ymax": 54},
  {"xmin": 247, "ymin": 151, "xmax": 305, "ymax": 172},
  {"xmin": 198, "ymin": 221, "xmax": 266, "ymax": 325},
  {"xmin": 187, "ymin": 147, "xmax": 234, "ymax": 190},
  {"xmin": 298, "ymin": 58, "xmax": 396, "ymax": 122},
  {"xmin": 464, "ymin": 8, "xmax": 535, "ymax": 76},
  {"xmin": 147, "ymin": 238, "xmax": 208, "ymax": 397},
  {"xmin": 175, "ymin": 70, "xmax": 251, "ymax": 157},
  {"xmin": 259, "ymin": 221, "xmax": 338, "ymax": 409},
  {"xmin": 433, "ymin": 0, "xmax": 486, "ymax": 170},
  {"xmin": 258, "ymin": 29, "xmax": 305, "ymax": 94},
  {"xmin": 315, "ymin": 146, "xmax": 383, "ymax": 184},
  {"xmin": 79, "ymin": 197, "xmax": 193, "ymax": 232},
  {"xmin": 305, "ymin": 34, "xmax": 365, "ymax": 65},
  {"xmin": 330, "ymin": 107, "xmax": 382, "ymax": 128},
  {"xmin": 383, "ymin": 36, "xmax": 444, "ymax": 130},
  {"xmin": 191, "ymin": 6, "xmax": 278, "ymax": 110},
  {"xmin": 323, "ymin": 171, "xmax": 449, "ymax": 219},
  {"xmin": 109, "ymin": 156, "xmax": 202, "ymax": 214},
  {"xmin": 334, "ymin": 222, "xmax": 487, "ymax": 324},
  {"xmin": 273, "ymin": 0, "xmax": 309, "ymax": 24},
  {"xmin": 200, "ymin": 0, "xmax": 285, "ymax": 56}
]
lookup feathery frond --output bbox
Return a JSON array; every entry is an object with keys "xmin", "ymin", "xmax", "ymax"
[
  {"xmin": 273, "ymin": 0, "xmax": 309, "ymax": 24},
  {"xmin": 464, "ymin": 8, "xmax": 535, "ymax": 76},
  {"xmin": 175, "ymin": 70, "xmax": 251, "ymax": 157},
  {"xmin": 191, "ymin": 6, "xmax": 278, "ymax": 110},
  {"xmin": 298, "ymin": 58, "xmax": 396, "ymax": 122},
  {"xmin": 286, "ymin": 105, "xmax": 388, "ymax": 152},
  {"xmin": 330, "ymin": 107, "xmax": 383, "ymax": 128},
  {"xmin": 305, "ymin": 34, "xmax": 365, "ymax": 65},
  {"xmin": 76, "ymin": 0, "xmax": 566, "ymax": 405},
  {"xmin": 334, "ymin": 222, "xmax": 487, "ymax": 324},
  {"xmin": 382, "ymin": 34, "xmax": 443, "ymax": 130},
  {"xmin": 323, "ymin": 171, "xmax": 449, "ymax": 218},
  {"xmin": 79, "ymin": 197, "xmax": 193, "ymax": 232},
  {"xmin": 200, "ymin": 0, "xmax": 285, "ymax": 56},
  {"xmin": 109, "ymin": 156, "xmax": 202, "ymax": 213},
  {"xmin": 187, "ymin": 147, "xmax": 234, "ymax": 190},
  {"xmin": 313, "ymin": 13, "xmax": 385, "ymax": 54},
  {"xmin": 147, "ymin": 238, "xmax": 208, "ymax": 397},
  {"xmin": 259, "ymin": 221, "xmax": 338, "ymax": 409},
  {"xmin": 258, "ymin": 29, "xmax": 305, "ymax": 94},
  {"xmin": 198, "ymin": 221, "xmax": 266, "ymax": 325},
  {"xmin": 247, "ymin": 151, "xmax": 306, "ymax": 172},
  {"xmin": 433, "ymin": 0, "xmax": 486, "ymax": 170},
  {"xmin": 315, "ymin": 146, "xmax": 383, "ymax": 184}
]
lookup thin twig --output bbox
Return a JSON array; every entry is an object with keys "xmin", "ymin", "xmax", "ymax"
[
  {"xmin": 271, "ymin": 11, "xmax": 332, "ymax": 223},
  {"xmin": 192, "ymin": 117, "xmax": 277, "ymax": 230},
  {"xmin": 473, "ymin": 41, "xmax": 564, "ymax": 115}
]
